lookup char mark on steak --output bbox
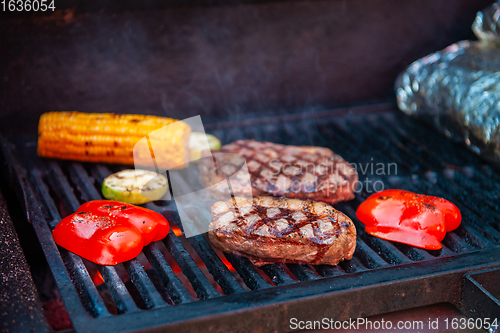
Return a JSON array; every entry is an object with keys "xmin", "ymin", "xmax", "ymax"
[
  {"xmin": 200, "ymin": 140, "xmax": 358, "ymax": 204},
  {"xmin": 208, "ymin": 196, "xmax": 356, "ymax": 266}
]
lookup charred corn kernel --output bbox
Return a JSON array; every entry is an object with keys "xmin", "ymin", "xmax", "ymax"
[{"xmin": 37, "ymin": 111, "xmax": 191, "ymax": 169}]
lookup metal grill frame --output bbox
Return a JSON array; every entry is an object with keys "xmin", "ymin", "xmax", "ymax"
[{"xmin": 1, "ymin": 104, "xmax": 500, "ymax": 332}]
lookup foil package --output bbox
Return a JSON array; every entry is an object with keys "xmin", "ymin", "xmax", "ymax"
[
  {"xmin": 472, "ymin": 0, "xmax": 500, "ymax": 45},
  {"xmin": 396, "ymin": 1, "xmax": 500, "ymax": 165}
]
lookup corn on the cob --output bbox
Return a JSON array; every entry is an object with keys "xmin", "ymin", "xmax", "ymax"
[{"xmin": 38, "ymin": 111, "xmax": 191, "ymax": 169}]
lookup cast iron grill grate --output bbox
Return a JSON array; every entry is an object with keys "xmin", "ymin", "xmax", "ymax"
[{"xmin": 2, "ymin": 107, "xmax": 500, "ymax": 332}]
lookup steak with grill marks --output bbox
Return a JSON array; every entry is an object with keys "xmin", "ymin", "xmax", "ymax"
[
  {"xmin": 199, "ymin": 140, "xmax": 358, "ymax": 204},
  {"xmin": 208, "ymin": 196, "xmax": 356, "ymax": 266}
]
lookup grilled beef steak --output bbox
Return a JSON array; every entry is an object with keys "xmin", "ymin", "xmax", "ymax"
[
  {"xmin": 208, "ymin": 196, "xmax": 356, "ymax": 266},
  {"xmin": 199, "ymin": 140, "xmax": 358, "ymax": 204}
]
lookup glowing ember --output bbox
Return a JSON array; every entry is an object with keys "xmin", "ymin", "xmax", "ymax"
[
  {"xmin": 92, "ymin": 270, "xmax": 104, "ymax": 285},
  {"xmin": 171, "ymin": 224, "xmax": 183, "ymax": 236},
  {"xmin": 219, "ymin": 255, "xmax": 236, "ymax": 272}
]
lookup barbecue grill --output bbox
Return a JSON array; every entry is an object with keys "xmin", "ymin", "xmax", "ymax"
[
  {"xmin": 1, "ymin": 0, "xmax": 500, "ymax": 332},
  {"xmin": 2, "ymin": 106, "xmax": 500, "ymax": 332}
]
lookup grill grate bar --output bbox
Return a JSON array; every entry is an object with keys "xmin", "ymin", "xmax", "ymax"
[
  {"xmin": 390, "ymin": 116, "xmax": 500, "ymax": 200},
  {"xmin": 339, "ymin": 256, "xmax": 366, "ymax": 273},
  {"xmin": 275, "ymin": 121, "xmax": 399, "ymax": 268},
  {"xmin": 388, "ymin": 116, "xmax": 500, "ymax": 218},
  {"xmin": 123, "ymin": 259, "xmax": 169, "ymax": 308},
  {"xmin": 382, "ymin": 179, "xmax": 460, "ymax": 257},
  {"xmin": 453, "ymin": 225, "xmax": 492, "ymax": 249},
  {"xmin": 341, "ymin": 116, "xmax": 497, "ymax": 253},
  {"xmin": 8, "ymin": 108, "xmax": 500, "ymax": 332},
  {"xmin": 169, "ymin": 145, "xmax": 331, "ymax": 286},
  {"xmin": 385, "ymin": 175, "xmax": 500, "ymax": 248},
  {"xmin": 97, "ymin": 265, "xmax": 140, "ymax": 313},
  {"xmin": 354, "ymin": 232, "xmax": 413, "ymax": 265},
  {"xmin": 187, "ymin": 235, "xmax": 246, "ymax": 294},
  {"xmin": 336, "ymin": 200, "xmax": 413, "ymax": 264},
  {"xmin": 364, "ymin": 237, "xmax": 415, "ymax": 264},
  {"xmin": 416, "ymin": 182, "xmax": 499, "ymax": 246},
  {"xmin": 170, "ymin": 150, "xmax": 298, "ymax": 287},
  {"xmin": 222, "ymin": 253, "xmax": 272, "ymax": 290},
  {"xmin": 443, "ymin": 232, "xmax": 473, "ymax": 253},
  {"xmin": 90, "ymin": 165, "xmax": 113, "ymax": 186},
  {"xmin": 425, "ymin": 173, "xmax": 500, "ymax": 227},
  {"xmin": 314, "ymin": 265, "xmax": 345, "ymax": 277},
  {"xmin": 63, "ymin": 251, "xmax": 112, "ymax": 317},
  {"xmin": 430, "ymin": 176, "xmax": 500, "ymax": 229},
  {"xmin": 163, "ymin": 231, "xmax": 221, "ymax": 300},
  {"xmin": 382, "ymin": 116, "xmax": 500, "ymax": 232},
  {"xmin": 142, "ymin": 243, "xmax": 194, "ymax": 304},
  {"xmin": 6, "ymin": 106, "xmax": 500, "ymax": 333},
  {"xmin": 11, "ymin": 109, "xmax": 500, "ymax": 327},
  {"xmin": 352, "ymin": 239, "xmax": 390, "ymax": 269},
  {"xmin": 47, "ymin": 162, "xmax": 81, "ymax": 212},
  {"xmin": 314, "ymin": 119, "xmax": 461, "ymax": 258},
  {"xmin": 45, "ymin": 162, "xmax": 145, "ymax": 314},
  {"xmin": 30, "ymin": 168, "xmax": 111, "ymax": 317},
  {"xmin": 165, "ymin": 183, "xmax": 247, "ymax": 294},
  {"xmin": 67, "ymin": 162, "xmax": 176, "ymax": 309},
  {"xmin": 352, "ymin": 117, "xmax": 484, "ymax": 256},
  {"xmin": 391, "ymin": 114, "xmax": 500, "ymax": 182},
  {"xmin": 67, "ymin": 163, "xmax": 103, "ymax": 201},
  {"xmin": 168, "ymin": 169, "xmax": 270, "ymax": 293},
  {"xmin": 259, "ymin": 263, "xmax": 297, "ymax": 285},
  {"xmin": 302, "ymin": 122, "xmax": 418, "ymax": 266},
  {"xmin": 444, "ymin": 170, "xmax": 500, "ymax": 211},
  {"xmin": 390, "ymin": 243, "xmax": 435, "ymax": 261},
  {"xmin": 30, "ymin": 169, "xmax": 68, "ymax": 228},
  {"xmin": 286, "ymin": 264, "xmax": 320, "ymax": 281}
]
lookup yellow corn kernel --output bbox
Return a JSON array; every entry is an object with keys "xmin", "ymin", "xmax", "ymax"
[{"xmin": 37, "ymin": 111, "xmax": 191, "ymax": 169}]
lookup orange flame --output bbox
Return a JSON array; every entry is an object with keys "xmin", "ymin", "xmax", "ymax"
[
  {"xmin": 92, "ymin": 271, "xmax": 104, "ymax": 286},
  {"xmin": 171, "ymin": 224, "xmax": 183, "ymax": 236},
  {"xmin": 219, "ymin": 255, "xmax": 236, "ymax": 272}
]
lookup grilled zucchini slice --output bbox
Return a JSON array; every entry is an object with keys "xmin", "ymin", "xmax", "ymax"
[
  {"xmin": 102, "ymin": 169, "xmax": 168, "ymax": 204},
  {"xmin": 189, "ymin": 132, "xmax": 221, "ymax": 161}
]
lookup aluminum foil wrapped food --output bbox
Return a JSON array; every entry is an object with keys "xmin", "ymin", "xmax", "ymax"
[
  {"xmin": 396, "ymin": 2, "xmax": 500, "ymax": 165},
  {"xmin": 472, "ymin": 0, "xmax": 500, "ymax": 45}
]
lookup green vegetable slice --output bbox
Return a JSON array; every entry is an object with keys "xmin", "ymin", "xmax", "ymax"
[
  {"xmin": 102, "ymin": 169, "xmax": 168, "ymax": 204},
  {"xmin": 189, "ymin": 132, "xmax": 221, "ymax": 161}
]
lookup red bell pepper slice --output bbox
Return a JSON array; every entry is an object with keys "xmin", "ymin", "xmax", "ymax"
[
  {"xmin": 356, "ymin": 189, "xmax": 461, "ymax": 250},
  {"xmin": 77, "ymin": 201, "xmax": 170, "ymax": 245},
  {"xmin": 53, "ymin": 200, "xmax": 170, "ymax": 265}
]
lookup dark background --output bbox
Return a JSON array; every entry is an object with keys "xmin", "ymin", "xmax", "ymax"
[{"xmin": 0, "ymin": 0, "xmax": 494, "ymax": 136}]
